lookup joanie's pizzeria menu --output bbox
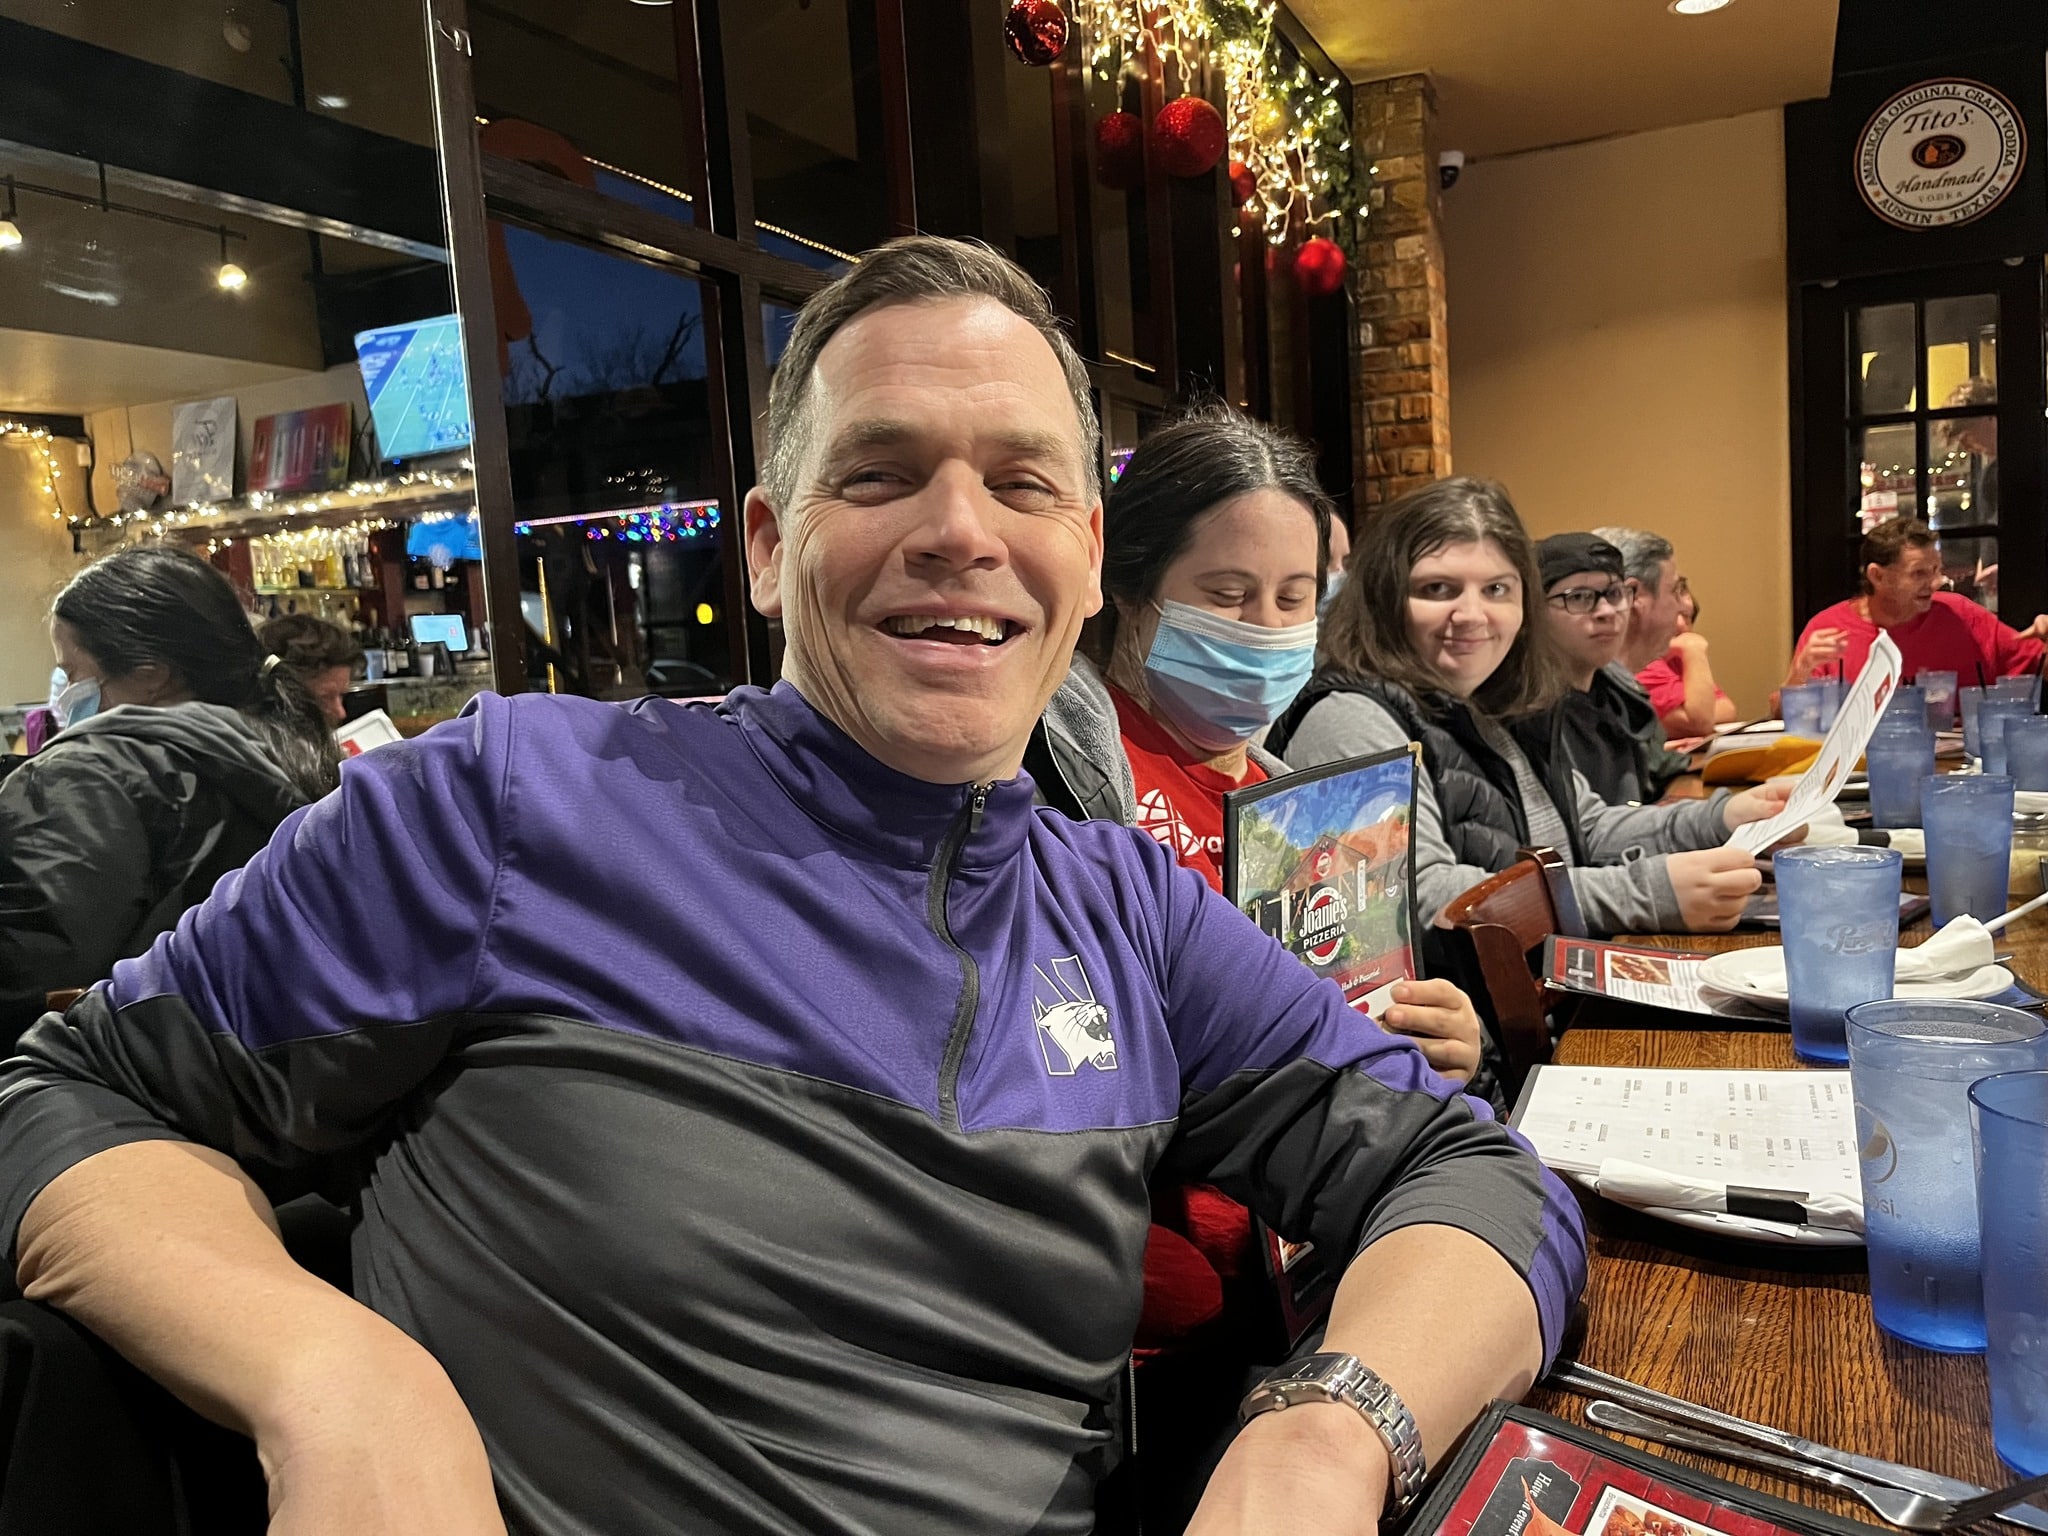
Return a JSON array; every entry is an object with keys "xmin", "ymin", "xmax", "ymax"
[{"xmin": 1402, "ymin": 1408, "xmax": 1869, "ymax": 1536}]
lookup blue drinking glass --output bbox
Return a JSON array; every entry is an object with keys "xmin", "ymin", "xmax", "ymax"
[
  {"xmin": 2008, "ymin": 716, "xmax": 2048, "ymax": 794},
  {"xmin": 1923, "ymin": 774, "xmax": 2015, "ymax": 926},
  {"xmin": 1775, "ymin": 846, "xmax": 1901, "ymax": 1064},
  {"xmin": 1820, "ymin": 676, "xmax": 1846, "ymax": 731},
  {"xmin": 1981, "ymin": 701, "xmax": 2036, "ymax": 777},
  {"xmin": 1919, "ymin": 670, "xmax": 1958, "ymax": 729},
  {"xmin": 1865, "ymin": 723, "xmax": 1936, "ymax": 829},
  {"xmin": 1782, "ymin": 683, "xmax": 1826, "ymax": 738},
  {"xmin": 1971, "ymin": 1070, "xmax": 2048, "ymax": 1473},
  {"xmin": 1882, "ymin": 685, "xmax": 1927, "ymax": 726},
  {"xmin": 1962, "ymin": 686, "xmax": 1986, "ymax": 760},
  {"xmin": 1988, "ymin": 676, "xmax": 2040, "ymax": 706},
  {"xmin": 1848, "ymin": 1002, "xmax": 2048, "ymax": 1353}
]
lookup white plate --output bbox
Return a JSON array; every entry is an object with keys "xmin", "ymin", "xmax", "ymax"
[{"xmin": 1696, "ymin": 946, "xmax": 2014, "ymax": 1007}]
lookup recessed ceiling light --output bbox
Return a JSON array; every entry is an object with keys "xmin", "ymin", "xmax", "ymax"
[{"xmin": 1670, "ymin": 0, "xmax": 1732, "ymax": 12}]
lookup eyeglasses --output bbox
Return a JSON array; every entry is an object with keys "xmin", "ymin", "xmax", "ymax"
[{"xmin": 1546, "ymin": 582, "xmax": 1629, "ymax": 615}]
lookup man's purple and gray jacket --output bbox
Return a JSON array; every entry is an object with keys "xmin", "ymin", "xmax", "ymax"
[{"xmin": 0, "ymin": 682, "xmax": 1585, "ymax": 1536}]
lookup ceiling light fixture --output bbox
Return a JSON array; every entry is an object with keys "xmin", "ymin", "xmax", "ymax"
[
  {"xmin": 0, "ymin": 178, "xmax": 20, "ymax": 251},
  {"xmin": 314, "ymin": 93, "xmax": 350, "ymax": 109},
  {"xmin": 1669, "ymin": 0, "xmax": 1733, "ymax": 12},
  {"xmin": 216, "ymin": 227, "xmax": 249, "ymax": 291},
  {"xmin": 627, "ymin": 1, "xmax": 674, "ymax": 6}
]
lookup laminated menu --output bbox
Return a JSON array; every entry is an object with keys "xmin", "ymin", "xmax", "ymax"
[
  {"xmin": 1541, "ymin": 938, "xmax": 1782, "ymax": 1024},
  {"xmin": 1397, "ymin": 1406, "xmax": 1878, "ymax": 1536}
]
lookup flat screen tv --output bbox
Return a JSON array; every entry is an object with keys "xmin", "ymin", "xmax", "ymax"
[{"xmin": 354, "ymin": 314, "xmax": 473, "ymax": 463}]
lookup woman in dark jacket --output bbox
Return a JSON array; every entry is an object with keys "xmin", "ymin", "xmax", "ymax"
[{"xmin": 0, "ymin": 545, "xmax": 340, "ymax": 1045}]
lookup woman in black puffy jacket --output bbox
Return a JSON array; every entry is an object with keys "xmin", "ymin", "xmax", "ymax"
[{"xmin": 0, "ymin": 545, "xmax": 340, "ymax": 1046}]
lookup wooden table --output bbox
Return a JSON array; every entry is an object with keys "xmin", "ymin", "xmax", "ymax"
[{"xmin": 1523, "ymin": 899, "xmax": 2048, "ymax": 1523}]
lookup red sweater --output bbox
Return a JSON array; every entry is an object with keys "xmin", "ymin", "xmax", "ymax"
[{"xmin": 1793, "ymin": 592, "xmax": 2042, "ymax": 686}]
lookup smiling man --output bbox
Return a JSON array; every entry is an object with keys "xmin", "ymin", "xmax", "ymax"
[{"xmin": 0, "ymin": 239, "xmax": 1582, "ymax": 1536}]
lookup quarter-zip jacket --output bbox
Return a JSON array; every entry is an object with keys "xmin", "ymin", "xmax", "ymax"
[{"xmin": 0, "ymin": 683, "xmax": 1585, "ymax": 1536}]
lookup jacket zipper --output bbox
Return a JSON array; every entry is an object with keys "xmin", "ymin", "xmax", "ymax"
[{"xmin": 931, "ymin": 782, "xmax": 990, "ymax": 1132}]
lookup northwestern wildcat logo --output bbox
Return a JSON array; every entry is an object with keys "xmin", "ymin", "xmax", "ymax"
[{"xmin": 1033, "ymin": 956, "xmax": 1118, "ymax": 1076}]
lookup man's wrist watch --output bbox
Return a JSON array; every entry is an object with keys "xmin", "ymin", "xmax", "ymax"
[{"xmin": 1238, "ymin": 1352, "xmax": 1427, "ymax": 1517}]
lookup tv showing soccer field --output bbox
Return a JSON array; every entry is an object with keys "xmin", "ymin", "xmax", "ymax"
[{"xmin": 354, "ymin": 314, "xmax": 473, "ymax": 463}]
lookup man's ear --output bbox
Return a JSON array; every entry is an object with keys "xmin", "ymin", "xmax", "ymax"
[
  {"xmin": 1081, "ymin": 498, "xmax": 1105, "ymax": 619},
  {"xmin": 1864, "ymin": 561, "xmax": 1886, "ymax": 592},
  {"xmin": 744, "ymin": 486, "xmax": 785, "ymax": 618}
]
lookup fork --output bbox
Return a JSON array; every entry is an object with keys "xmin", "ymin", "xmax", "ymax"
[{"xmin": 1587, "ymin": 1403, "xmax": 2048, "ymax": 1531}]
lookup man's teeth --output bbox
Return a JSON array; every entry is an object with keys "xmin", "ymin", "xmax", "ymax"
[{"xmin": 884, "ymin": 615, "xmax": 1007, "ymax": 642}]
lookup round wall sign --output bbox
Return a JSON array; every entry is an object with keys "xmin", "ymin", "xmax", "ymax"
[{"xmin": 1857, "ymin": 78, "xmax": 2026, "ymax": 229}]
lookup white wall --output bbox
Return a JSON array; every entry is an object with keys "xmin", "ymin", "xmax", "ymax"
[{"xmin": 0, "ymin": 439, "xmax": 88, "ymax": 705}]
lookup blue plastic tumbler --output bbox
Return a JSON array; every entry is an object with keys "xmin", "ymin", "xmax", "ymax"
[
  {"xmin": 1882, "ymin": 685, "xmax": 1927, "ymax": 726},
  {"xmin": 1962, "ymin": 686, "xmax": 1986, "ymax": 760},
  {"xmin": 1972, "ymin": 1070, "xmax": 2048, "ymax": 1473},
  {"xmin": 1849, "ymin": 1002, "xmax": 2048, "ymax": 1353},
  {"xmin": 1775, "ymin": 846, "xmax": 1902, "ymax": 1064},
  {"xmin": 1820, "ymin": 676, "xmax": 1846, "ymax": 731},
  {"xmin": 1919, "ymin": 670, "xmax": 1958, "ymax": 729},
  {"xmin": 1981, "ymin": 700, "xmax": 2035, "ymax": 777},
  {"xmin": 1923, "ymin": 774, "xmax": 2015, "ymax": 926},
  {"xmin": 1866, "ymin": 722, "xmax": 1936, "ymax": 829},
  {"xmin": 2008, "ymin": 716, "xmax": 2048, "ymax": 794},
  {"xmin": 1782, "ymin": 683, "xmax": 1826, "ymax": 738}
]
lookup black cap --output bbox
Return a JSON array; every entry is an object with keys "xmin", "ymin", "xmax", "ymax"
[{"xmin": 1539, "ymin": 532, "xmax": 1625, "ymax": 591}]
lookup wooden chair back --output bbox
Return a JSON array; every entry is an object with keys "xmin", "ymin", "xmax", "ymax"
[{"xmin": 1440, "ymin": 848, "xmax": 1584, "ymax": 1098}]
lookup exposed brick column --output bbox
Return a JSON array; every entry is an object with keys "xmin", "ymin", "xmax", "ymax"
[{"xmin": 1352, "ymin": 73, "xmax": 1451, "ymax": 510}]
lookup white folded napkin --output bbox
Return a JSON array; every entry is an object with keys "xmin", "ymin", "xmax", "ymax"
[
  {"xmin": 2018, "ymin": 791, "xmax": 2048, "ymax": 815},
  {"xmin": 1894, "ymin": 916, "xmax": 1998, "ymax": 981},
  {"xmin": 1592, "ymin": 1158, "xmax": 1863, "ymax": 1234}
]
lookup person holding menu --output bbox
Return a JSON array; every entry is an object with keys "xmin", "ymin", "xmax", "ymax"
[{"xmin": 1031, "ymin": 406, "xmax": 1482, "ymax": 1084}]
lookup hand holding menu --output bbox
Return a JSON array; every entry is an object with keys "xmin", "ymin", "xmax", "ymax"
[{"xmin": 1726, "ymin": 633, "xmax": 1903, "ymax": 855}]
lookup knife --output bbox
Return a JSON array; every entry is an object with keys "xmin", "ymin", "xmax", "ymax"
[{"xmin": 1549, "ymin": 1361, "xmax": 2048, "ymax": 1535}]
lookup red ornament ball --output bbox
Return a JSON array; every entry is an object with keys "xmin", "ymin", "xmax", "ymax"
[
  {"xmin": 1003, "ymin": 0, "xmax": 1067, "ymax": 67},
  {"xmin": 1228, "ymin": 159, "xmax": 1257, "ymax": 207},
  {"xmin": 1152, "ymin": 96, "xmax": 1227, "ymax": 178},
  {"xmin": 1293, "ymin": 236, "xmax": 1348, "ymax": 299},
  {"xmin": 1093, "ymin": 111, "xmax": 1146, "ymax": 191}
]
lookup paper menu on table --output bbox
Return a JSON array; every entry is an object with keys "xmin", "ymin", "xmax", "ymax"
[
  {"xmin": 1726, "ymin": 632, "xmax": 1903, "ymax": 855},
  {"xmin": 1509, "ymin": 1066, "xmax": 1860, "ymax": 1196}
]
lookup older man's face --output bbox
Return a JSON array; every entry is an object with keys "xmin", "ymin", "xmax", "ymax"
[
  {"xmin": 1628, "ymin": 556, "xmax": 1688, "ymax": 657},
  {"xmin": 745, "ymin": 296, "xmax": 1102, "ymax": 785}
]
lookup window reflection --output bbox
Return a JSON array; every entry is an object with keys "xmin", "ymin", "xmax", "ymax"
[
  {"xmin": 1929, "ymin": 413, "xmax": 1998, "ymax": 529},
  {"xmin": 1852, "ymin": 302, "xmax": 1916, "ymax": 415},
  {"xmin": 494, "ymin": 223, "xmax": 734, "ymax": 698},
  {"xmin": 1940, "ymin": 534, "xmax": 1998, "ymax": 611},
  {"xmin": 720, "ymin": 0, "xmax": 888, "ymax": 259},
  {"xmin": 470, "ymin": 1, "xmax": 698, "ymax": 226},
  {"xmin": 1857, "ymin": 423, "xmax": 1918, "ymax": 530}
]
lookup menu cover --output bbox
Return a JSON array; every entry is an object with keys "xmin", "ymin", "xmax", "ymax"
[
  {"xmin": 1397, "ymin": 1405, "xmax": 1879, "ymax": 1536},
  {"xmin": 249, "ymin": 403, "xmax": 352, "ymax": 493},
  {"xmin": 1223, "ymin": 745, "xmax": 1420, "ymax": 1017}
]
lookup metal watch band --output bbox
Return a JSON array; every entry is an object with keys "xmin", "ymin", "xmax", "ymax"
[{"xmin": 1237, "ymin": 1352, "xmax": 1428, "ymax": 1516}]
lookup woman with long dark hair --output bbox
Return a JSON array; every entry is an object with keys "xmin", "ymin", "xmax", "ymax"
[
  {"xmin": 1269, "ymin": 477, "xmax": 1783, "ymax": 939},
  {"xmin": 0, "ymin": 544, "xmax": 340, "ymax": 1044}
]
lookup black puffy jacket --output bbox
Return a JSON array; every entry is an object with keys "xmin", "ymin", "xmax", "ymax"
[
  {"xmin": 0, "ymin": 702, "xmax": 310, "ymax": 1046},
  {"xmin": 1269, "ymin": 671, "xmax": 1589, "ymax": 869}
]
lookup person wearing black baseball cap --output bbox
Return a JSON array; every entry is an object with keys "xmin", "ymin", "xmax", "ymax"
[{"xmin": 1528, "ymin": 532, "xmax": 1668, "ymax": 806}]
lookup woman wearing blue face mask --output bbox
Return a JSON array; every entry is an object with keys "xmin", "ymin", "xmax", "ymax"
[
  {"xmin": 1030, "ymin": 407, "xmax": 1487, "ymax": 1536},
  {"xmin": 0, "ymin": 545, "xmax": 340, "ymax": 1047}
]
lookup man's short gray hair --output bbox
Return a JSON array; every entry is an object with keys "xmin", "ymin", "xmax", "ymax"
[
  {"xmin": 1592, "ymin": 526, "xmax": 1676, "ymax": 591},
  {"xmin": 761, "ymin": 236, "xmax": 1101, "ymax": 512}
]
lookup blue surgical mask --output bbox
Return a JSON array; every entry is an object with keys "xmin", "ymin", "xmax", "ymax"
[
  {"xmin": 1318, "ymin": 568, "xmax": 1347, "ymax": 620},
  {"xmin": 1142, "ymin": 600, "xmax": 1317, "ymax": 752},
  {"xmin": 51, "ymin": 671, "xmax": 102, "ymax": 730}
]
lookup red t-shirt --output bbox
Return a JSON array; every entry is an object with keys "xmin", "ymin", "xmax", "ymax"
[
  {"xmin": 1793, "ymin": 591, "xmax": 2043, "ymax": 686},
  {"xmin": 1110, "ymin": 685, "xmax": 1266, "ymax": 893},
  {"xmin": 1635, "ymin": 653, "xmax": 1731, "ymax": 723}
]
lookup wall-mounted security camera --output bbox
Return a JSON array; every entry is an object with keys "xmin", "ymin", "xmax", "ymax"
[{"xmin": 1438, "ymin": 150, "xmax": 1466, "ymax": 190}]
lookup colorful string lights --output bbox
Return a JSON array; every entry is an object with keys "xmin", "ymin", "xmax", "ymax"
[{"xmin": 514, "ymin": 501, "xmax": 722, "ymax": 544}]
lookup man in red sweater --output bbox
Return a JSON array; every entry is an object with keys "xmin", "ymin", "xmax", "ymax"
[{"xmin": 1786, "ymin": 517, "xmax": 2048, "ymax": 690}]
